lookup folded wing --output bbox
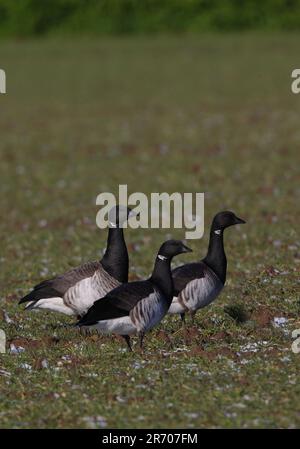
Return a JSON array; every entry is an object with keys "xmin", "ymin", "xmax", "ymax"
[
  {"xmin": 172, "ymin": 262, "xmax": 206, "ymax": 296},
  {"xmin": 19, "ymin": 261, "xmax": 101, "ymax": 304},
  {"xmin": 78, "ymin": 280, "xmax": 155, "ymax": 326}
]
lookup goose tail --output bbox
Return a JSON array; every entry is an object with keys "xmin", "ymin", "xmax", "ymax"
[{"xmin": 19, "ymin": 291, "xmax": 38, "ymax": 305}]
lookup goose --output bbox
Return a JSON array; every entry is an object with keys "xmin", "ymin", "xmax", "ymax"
[
  {"xmin": 19, "ymin": 205, "xmax": 135, "ymax": 318},
  {"xmin": 77, "ymin": 240, "xmax": 192, "ymax": 351},
  {"xmin": 168, "ymin": 211, "xmax": 246, "ymax": 323}
]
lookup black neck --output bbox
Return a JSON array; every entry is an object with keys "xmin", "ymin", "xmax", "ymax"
[
  {"xmin": 150, "ymin": 256, "xmax": 174, "ymax": 303},
  {"xmin": 203, "ymin": 228, "xmax": 227, "ymax": 284},
  {"xmin": 101, "ymin": 227, "xmax": 128, "ymax": 283}
]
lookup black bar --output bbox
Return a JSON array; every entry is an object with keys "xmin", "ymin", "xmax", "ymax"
[{"xmin": 0, "ymin": 428, "xmax": 297, "ymax": 446}]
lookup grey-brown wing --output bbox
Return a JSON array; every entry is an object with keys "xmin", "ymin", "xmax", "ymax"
[
  {"xmin": 172, "ymin": 262, "xmax": 206, "ymax": 296},
  {"xmin": 19, "ymin": 261, "xmax": 101, "ymax": 304},
  {"xmin": 50, "ymin": 261, "xmax": 102, "ymax": 293}
]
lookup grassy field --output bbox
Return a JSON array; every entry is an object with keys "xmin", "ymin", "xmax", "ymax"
[{"xmin": 0, "ymin": 34, "xmax": 299, "ymax": 429}]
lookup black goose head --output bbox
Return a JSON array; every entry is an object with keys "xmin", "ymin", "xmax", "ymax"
[
  {"xmin": 212, "ymin": 211, "xmax": 246, "ymax": 232},
  {"xmin": 108, "ymin": 205, "xmax": 136, "ymax": 228},
  {"xmin": 158, "ymin": 239, "xmax": 192, "ymax": 259}
]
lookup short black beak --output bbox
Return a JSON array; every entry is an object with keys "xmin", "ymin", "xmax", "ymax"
[
  {"xmin": 181, "ymin": 244, "xmax": 192, "ymax": 253},
  {"xmin": 235, "ymin": 216, "xmax": 246, "ymax": 224}
]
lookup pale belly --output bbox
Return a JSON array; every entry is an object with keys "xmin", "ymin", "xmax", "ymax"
[
  {"xmin": 25, "ymin": 297, "xmax": 76, "ymax": 316},
  {"xmin": 88, "ymin": 316, "xmax": 137, "ymax": 336},
  {"xmin": 168, "ymin": 297, "xmax": 185, "ymax": 314}
]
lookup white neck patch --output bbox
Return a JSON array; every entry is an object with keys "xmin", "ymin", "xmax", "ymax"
[
  {"xmin": 158, "ymin": 254, "xmax": 167, "ymax": 261},
  {"xmin": 109, "ymin": 221, "xmax": 117, "ymax": 228},
  {"xmin": 214, "ymin": 229, "xmax": 222, "ymax": 235}
]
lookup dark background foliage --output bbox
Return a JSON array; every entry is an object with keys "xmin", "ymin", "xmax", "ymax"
[{"xmin": 0, "ymin": 0, "xmax": 300, "ymax": 37}]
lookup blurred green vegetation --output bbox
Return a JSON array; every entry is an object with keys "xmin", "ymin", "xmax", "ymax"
[
  {"xmin": 1, "ymin": 0, "xmax": 300, "ymax": 38},
  {"xmin": 0, "ymin": 34, "xmax": 299, "ymax": 428}
]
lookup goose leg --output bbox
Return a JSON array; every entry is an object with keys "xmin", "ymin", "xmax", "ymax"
[
  {"xmin": 180, "ymin": 313, "xmax": 186, "ymax": 325},
  {"xmin": 190, "ymin": 311, "xmax": 196, "ymax": 325},
  {"xmin": 123, "ymin": 335, "xmax": 132, "ymax": 352},
  {"xmin": 138, "ymin": 332, "xmax": 145, "ymax": 352}
]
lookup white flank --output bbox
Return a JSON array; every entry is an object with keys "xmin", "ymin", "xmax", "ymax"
[
  {"xmin": 135, "ymin": 291, "xmax": 168, "ymax": 332},
  {"xmin": 25, "ymin": 297, "xmax": 75, "ymax": 316},
  {"xmin": 168, "ymin": 269, "xmax": 224, "ymax": 315},
  {"xmin": 183, "ymin": 276, "xmax": 223, "ymax": 311},
  {"xmin": 64, "ymin": 272, "xmax": 117, "ymax": 316}
]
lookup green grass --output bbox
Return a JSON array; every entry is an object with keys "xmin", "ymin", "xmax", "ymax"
[{"xmin": 0, "ymin": 34, "xmax": 299, "ymax": 429}]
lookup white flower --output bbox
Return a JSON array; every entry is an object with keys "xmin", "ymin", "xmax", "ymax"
[
  {"xmin": 273, "ymin": 317, "xmax": 288, "ymax": 328},
  {"xmin": 20, "ymin": 363, "xmax": 32, "ymax": 371}
]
